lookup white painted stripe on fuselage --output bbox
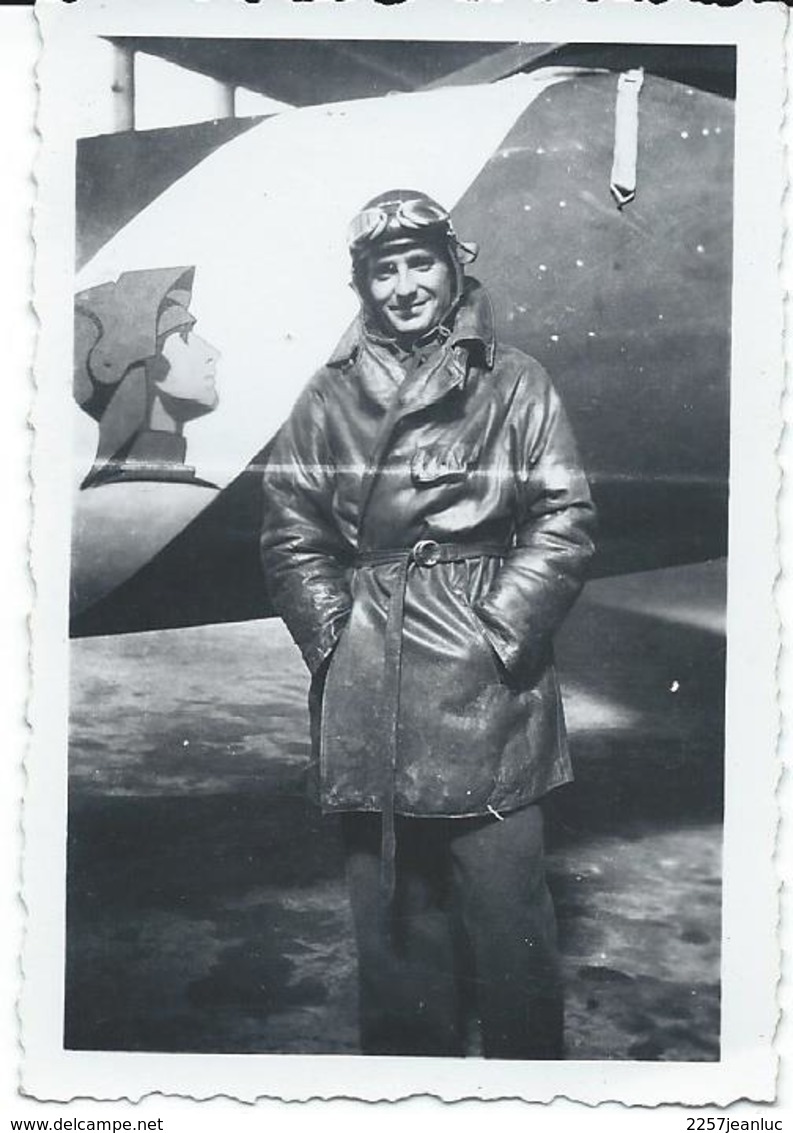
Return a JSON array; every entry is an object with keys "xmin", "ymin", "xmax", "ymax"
[{"xmin": 74, "ymin": 69, "xmax": 578, "ymax": 497}]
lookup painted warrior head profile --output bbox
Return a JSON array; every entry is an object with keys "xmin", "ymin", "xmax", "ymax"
[{"xmin": 74, "ymin": 266, "xmax": 220, "ymax": 489}]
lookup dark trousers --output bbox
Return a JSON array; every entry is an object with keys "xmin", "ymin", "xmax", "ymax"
[{"xmin": 340, "ymin": 803, "xmax": 563, "ymax": 1059}]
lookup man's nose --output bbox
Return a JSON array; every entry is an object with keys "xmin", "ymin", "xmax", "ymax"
[{"xmin": 394, "ymin": 265, "xmax": 417, "ymax": 297}]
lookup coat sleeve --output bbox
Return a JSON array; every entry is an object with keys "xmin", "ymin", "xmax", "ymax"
[
  {"xmin": 260, "ymin": 377, "xmax": 352, "ymax": 675},
  {"xmin": 473, "ymin": 363, "xmax": 596, "ymax": 676}
]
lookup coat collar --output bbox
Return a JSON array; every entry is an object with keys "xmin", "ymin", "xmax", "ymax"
[{"xmin": 327, "ymin": 278, "xmax": 496, "ymax": 371}]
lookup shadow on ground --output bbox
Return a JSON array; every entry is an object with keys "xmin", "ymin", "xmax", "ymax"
[{"xmin": 65, "ymin": 562, "xmax": 724, "ymax": 1060}]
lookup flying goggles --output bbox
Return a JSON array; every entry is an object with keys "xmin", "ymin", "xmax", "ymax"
[{"xmin": 347, "ymin": 197, "xmax": 478, "ymax": 264}]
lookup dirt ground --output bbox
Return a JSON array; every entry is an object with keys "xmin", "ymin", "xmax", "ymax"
[{"xmin": 65, "ymin": 562, "xmax": 725, "ymax": 1060}]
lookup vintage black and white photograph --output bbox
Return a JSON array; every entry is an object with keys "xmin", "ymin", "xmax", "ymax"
[{"xmin": 24, "ymin": 0, "xmax": 783, "ymax": 1106}]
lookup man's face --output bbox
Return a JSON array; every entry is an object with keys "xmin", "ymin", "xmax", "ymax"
[{"xmin": 364, "ymin": 242, "xmax": 454, "ymax": 340}]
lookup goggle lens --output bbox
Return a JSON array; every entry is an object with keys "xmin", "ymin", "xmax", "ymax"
[
  {"xmin": 347, "ymin": 207, "xmax": 390, "ymax": 249},
  {"xmin": 396, "ymin": 199, "xmax": 450, "ymax": 229}
]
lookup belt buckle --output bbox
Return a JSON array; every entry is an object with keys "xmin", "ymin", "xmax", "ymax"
[{"xmin": 412, "ymin": 539, "xmax": 440, "ymax": 567}]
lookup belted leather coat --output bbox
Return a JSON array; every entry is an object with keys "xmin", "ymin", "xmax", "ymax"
[{"xmin": 260, "ymin": 280, "xmax": 596, "ymax": 818}]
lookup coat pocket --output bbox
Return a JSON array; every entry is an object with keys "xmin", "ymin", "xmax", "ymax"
[
  {"xmin": 450, "ymin": 577, "xmax": 507, "ymax": 686},
  {"xmin": 411, "ymin": 442, "xmax": 481, "ymax": 486}
]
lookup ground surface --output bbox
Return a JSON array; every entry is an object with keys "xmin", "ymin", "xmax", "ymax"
[{"xmin": 65, "ymin": 562, "xmax": 725, "ymax": 1060}]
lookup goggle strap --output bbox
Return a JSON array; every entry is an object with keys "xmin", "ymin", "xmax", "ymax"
[{"xmin": 454, "ymin": 239, "xmax": 479, "ymax": 265}]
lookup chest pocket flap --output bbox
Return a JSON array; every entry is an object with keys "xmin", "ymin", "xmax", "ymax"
[{"xmin": 411, "ymin": 442, "xmax": 481, "ymax": 486}]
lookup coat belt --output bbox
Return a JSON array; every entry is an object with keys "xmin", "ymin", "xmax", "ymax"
[{"xmin": 353, "ymin": 539, "xmax": 504, "ymax": 908}]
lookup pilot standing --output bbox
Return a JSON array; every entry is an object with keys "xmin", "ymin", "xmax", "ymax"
[{"xmin": 260, "ymin": 190, "xmax": 596, "ymax": 1059}]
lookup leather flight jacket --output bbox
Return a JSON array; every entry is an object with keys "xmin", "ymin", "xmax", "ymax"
[{"xmin": 260, "ymin": 279, "xmax": 597, "ymax": 831}]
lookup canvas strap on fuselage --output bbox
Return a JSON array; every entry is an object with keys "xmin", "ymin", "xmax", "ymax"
[{"xmin": 610, "ymin": 68, "xmax": 645, "ymax": 209}]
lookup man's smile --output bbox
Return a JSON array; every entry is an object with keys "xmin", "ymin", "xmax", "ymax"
[{"xmin": 389, "ymin": 301, "xmax": 428, "ymax": 317}]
